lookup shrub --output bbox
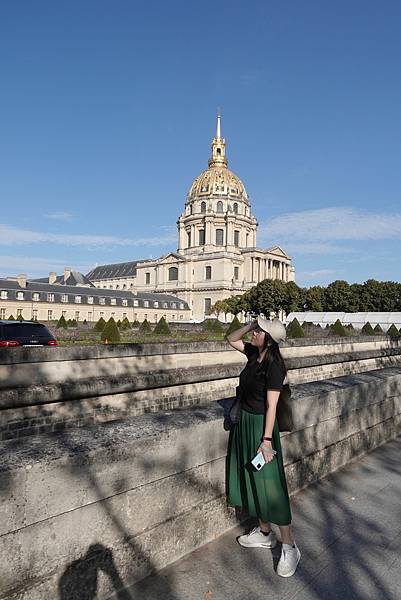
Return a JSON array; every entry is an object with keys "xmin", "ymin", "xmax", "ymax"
[
  {"xmin": 56, "ymin": 315, "xmax": 68, "ymax": 329},
  {"xmin": 101, "ymin": 317, "xmax": 121, "ymax": 343},
  {"xmin": 132, "ymin": 319, "xmax": 140, "ymax": 328},
  {"xmin": 361, "ymin": 322, "xmax": 375, "ymax": 335},
  {"xmin": 82, "ymin": 319, "xmax": 88, "ymax": 326},
  {"xmin": 202, "ymin": 318, "xmax": 224, "ymax": 334},
  {"xmin": 387, "ymin": 324, "xmax": 399, "ymax": 339},
  {"xmin": 117, "ymin": 319, "xmax": 122, "ymax": 329},
  {"xmin": 286, "ymin": 318, "xmax": 305, "ymax": 338},
  {"xmin": 7, "ymin": 315, "xmax": 15, "ymax": 320},
  {"xmin": 374, "ymin": 324, "xmax": 383, "ymax": 333},
  {"xmin": 121, "ymin": 317, "xmax": 131, "ymax": 330},
  {"xmin": 139, "ymin": 318, "xmax": 152, "ymax": 333},
  {"xmin": 16, "ymin": 314, "xmax": 24, "ymax": 322},
  {"xmin": 330, "ymin": 319, "xmax": 348, "ymax": 337},
  {"xmin": 154, "ymin": 316, "xmax": 171, "ymax": 335},
  {"xmin": 94, "ymin": 317, "xmax": 106, "ymax": 332},
  {"xmin": 225, "ymin": 315, "xmax": 241, "ymax": 337},
  {"xmin": 69, "ymin": 319, "xmax": 77, "ymax": 328}
]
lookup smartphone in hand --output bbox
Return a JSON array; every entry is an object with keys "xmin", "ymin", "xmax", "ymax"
[{"xmin": 251, "ymin": 451, "xmax": 266, "ymax": 471}]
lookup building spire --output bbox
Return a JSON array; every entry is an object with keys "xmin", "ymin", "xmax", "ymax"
[
  {"xmin": 216, "ymin": 111, "xmax": 221, "ymax": 139},
  {"xmin": 209, "ymin": 111, "xmax": 227, "ymax": 168}
]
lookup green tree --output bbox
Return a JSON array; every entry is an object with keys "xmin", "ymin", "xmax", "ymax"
[
  {"xmin": 286, "ymin": 318, "xmax": 305, "ymax": 338},
  {"xmin": 139, "ymin": 318, "xmax": 152, "ymax": 333},
  {"xmin": 374, "ymin": 324, "xmax": 383, "ymax": 333},
  {"xmin": 387, "ymin": 324, "xmax": 400, "ymax": 339},
  {"xmin": 305, "ymin": 286, "xmax": 325, "ymax": 311},
  {"xmin": 202, "ymin": 318, "xmax": 223, "ymax": 334},
  {"xmin": 121, "ymin": 317, "xmax": 131, "ymax": 330},
  {"xmin": 56, "ymin": 315, "xmax": 68, "ymax": 329},
  {"xmin": 101, "ymin": 317, "xmax": 121, "ymax": 343},
  {"xmin": 244, "ymin": 279, "xmax": 286, "ymax": 317},
  {"xmin": 324, "ymin": 280, "xmax": 354, "ymax": 312},
  {"xmin": 330, "ymin": 319, "xmax": 348, "ymax": 336},
  {"xmin": 132, "ymin": 319, "xmax": 140, "ymax": 328},
  {"xmin": 225, "ymin": 315, "xmax": 241, "ymax": 337},
  {"xmin": 361, "ymin": 322, "xmax": 375, "ymax": 335},
  {"xmin": 154, "ymin": 316, "xmax": 171, "ymax": 335},
  {"xmin": 7, "ymin": 315, "xmax": 15, "ymax": 320},
  {"xmin": 282, "ymin": 281, "xmax": 302, "ymax": 315},
  {"xmin": 94, "ymin": 317, "xmax": 106, "ymax": 332}
]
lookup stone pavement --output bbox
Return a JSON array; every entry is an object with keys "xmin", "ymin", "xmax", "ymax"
[{"xmin": 111, "ymin": 436, "xmax": 401, "ymax": 600}]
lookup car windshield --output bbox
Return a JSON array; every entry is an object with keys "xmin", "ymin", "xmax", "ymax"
[{"xmin": 2, "ymin": 323, "xmax": 51, "ymax": 337}]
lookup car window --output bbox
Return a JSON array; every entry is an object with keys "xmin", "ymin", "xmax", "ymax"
[{"xmin": 2, "ymin": 323, "xmax": 51, "ymax": 337}]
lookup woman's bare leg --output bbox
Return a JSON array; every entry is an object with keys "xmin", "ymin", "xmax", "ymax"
[
  {"xmin": 258, "ymin": 519, "xmax": 271, "ymax": 533},
  {"xmin": 279, "ymin": 524, "xmax": 294, "ymax": 545}
]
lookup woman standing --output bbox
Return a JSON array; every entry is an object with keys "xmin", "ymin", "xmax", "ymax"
[{"xmin": 226, "ymin": 316, "xmax": 301, "ymax": 578}]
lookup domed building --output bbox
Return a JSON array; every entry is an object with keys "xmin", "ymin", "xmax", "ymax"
[{"xmin": 87, "ymin": 115, "xmax": 295, "ymax": 321}]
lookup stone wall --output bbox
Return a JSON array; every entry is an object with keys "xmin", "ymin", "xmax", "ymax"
[
  {"xmin": 1, "ymin": 336, "xmax": 401, "ymax": 441},
  {"xmin": 1, "ymin": 366, "xmax": 401, "ymax": 599}
]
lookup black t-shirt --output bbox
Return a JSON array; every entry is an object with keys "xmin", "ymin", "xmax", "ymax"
[{"xmin": 239, "ymin": 342, "xmax": 285, "ymax": 415}]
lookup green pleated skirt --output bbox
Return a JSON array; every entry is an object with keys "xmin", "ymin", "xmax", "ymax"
[{"xmin": 226, "ymin": 409, "xmax": 292, "ymax": 526}]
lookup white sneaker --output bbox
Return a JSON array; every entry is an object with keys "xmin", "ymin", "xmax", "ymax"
[
  {"xmin": 277, "ymin": 542, "xmax": 301, "ymax": 577},
  {"xmin": 237, "ymin": 526, "xmax": 277, "ymax": 548}
]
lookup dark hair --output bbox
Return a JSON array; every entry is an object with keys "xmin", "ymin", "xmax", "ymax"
[{"xmin": 260, "ymin": 332, "xmax": 287, "ymax": 376}]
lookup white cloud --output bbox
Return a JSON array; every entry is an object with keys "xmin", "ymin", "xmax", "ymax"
[
  {"xmin": 0, "ymin": 224, "xmax": 176, "ymax": 248},
  {"xmin": 0, "ymin": 255, "xmax": 93, "ymax": 278},
  {"xmin": 297, "ymin": 269, "xmax": 337, "ymax": 279},
  {"xmin": 260, "ymin": 207, "xmax": 401, "ymax": 243},
  {"xmin": 44, "ymin": 211, "xmax": 74, "ymax": 221}
]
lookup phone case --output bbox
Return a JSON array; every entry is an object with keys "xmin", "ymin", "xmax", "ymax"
[{"xmin": 251, "ymin": 451, "xmax": 266, "ymax": 471}]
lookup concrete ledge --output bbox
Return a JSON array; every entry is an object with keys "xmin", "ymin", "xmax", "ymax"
[{"xmin": 1, "ymin": 368, "xmax": 401, "ymax": 599}]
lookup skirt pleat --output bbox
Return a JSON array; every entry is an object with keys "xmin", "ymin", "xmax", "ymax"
[{"xmin": 227, "ymin": 409, "xmax": 292, "ymax": 526}]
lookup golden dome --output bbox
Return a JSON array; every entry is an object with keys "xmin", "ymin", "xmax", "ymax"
[
  {"xmin": 186, "ymin": 114, "xmax": 249, "ymax": 205},
  {"xmin": 187, "ymin": 166, "xmax": 248, "ymax": 203}
]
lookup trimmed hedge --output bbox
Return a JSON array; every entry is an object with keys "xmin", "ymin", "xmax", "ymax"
[
  {"xmin": 374, "ymin": 324, "xmax": 383, "ymax": 333},
  {"xmin": 330, "ymin": 319, "xmax": 348, "ymax": 337},
  {"xmin": 154, "ymin": 316, "xmax": 171, "ymax": 335},
  {"xmin": 225, "ymin": 315, "xmax": 241, "ymax": 337},
  {"xmin": 139, "ymin": 319, "xmax": 152, "ymax": 333},
  {"xmin": 101, "ymin": 317, "xmax": 121, "ymax": 343},
  {"xmin": 94, "ymin": 317, "xmax": 106, "ymax": 332},
  {"xmin": 387, "ymin": 324, "xmax": 399, "ymax": 339},
  {"xmin": 202, "ymin": 318, "xmax": 224, "ymax": 334},
  {"xmin": 56, "ymin": 315, "xmax": 68, "ymax": 329},
  {"xmin": 286, "ymin": 318, "xmax": 305, "ymax": 338},
  {"xmin": 361, "ymin": 322, "xmax": 375, "ymax": 335}
]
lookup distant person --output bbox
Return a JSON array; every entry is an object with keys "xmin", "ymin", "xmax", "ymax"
[{"xmin": 226, "ymin": 317, "xmax": 301, "ymax": 578}]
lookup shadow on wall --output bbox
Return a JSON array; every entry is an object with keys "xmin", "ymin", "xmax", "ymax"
[
  {"xmin": 59, "ymin": 544, "xmax": 131, "ymax": 600},
  {"xmin": 1, "ymin": 350, "xmax": 401, "ymax": 600}
]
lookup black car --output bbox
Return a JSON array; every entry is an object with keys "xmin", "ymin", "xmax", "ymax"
[{"xmin": 0, "ymin": 320, "xmax": 57, "ymax": 347}]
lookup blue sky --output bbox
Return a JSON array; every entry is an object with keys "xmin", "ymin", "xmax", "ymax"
[{"xmin": 1, "ymin": 1, "xmax": 401, "ymax": 287}]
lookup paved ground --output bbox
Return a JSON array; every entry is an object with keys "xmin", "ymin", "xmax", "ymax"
[{"xmin": 111, "ymin": 436, "xmax": 401, "ymax": 600}]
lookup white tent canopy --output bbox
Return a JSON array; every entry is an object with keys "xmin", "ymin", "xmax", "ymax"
[{"xmin": 286, "ymin": 312, "xmax": 401, "ymax": 332}]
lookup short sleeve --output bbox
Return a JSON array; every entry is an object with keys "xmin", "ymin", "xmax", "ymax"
[
  {"xmin": 244, "ymin": 342, "xmax": 258, "ymax": 359},
  {"xmin": 265, "ymin": 359, "xmax": 284, "ymax": 391}
]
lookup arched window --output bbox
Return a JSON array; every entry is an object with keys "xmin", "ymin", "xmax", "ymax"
[
  {"xmin": 201, "ymin": 201, "xmax": 206, "ymax": 213},
  {"xmin": 187, "ymin": 231, "xmax": 191, "ymax": 247},
  {"xmin": 145, "ymin": 272, "xmax": 150, "ymax": 285},
  {"xmin": 168, "ymin": 267, "xmax": 178, "ymax": 281},
  {"xmin": 205, "ymin": 266, "xmax": 212, "ymax": 280},
  {"xmin": 234, "ymin": 230, "xmax": 240, "ymax": 247},
  {"xmin": 233, "ymin": 202, "xmax": 238, "ymax": 214},
  {"xmin": 216, "ymin": 229, "xmax": 224, "ymax": 246},
  {"xmin": 217, "ymin": 201, "xmax": 223, "ymax": 213},
  {"xmin": 199, "ymin": 229, "xmax": 205, "ymax": 245}
]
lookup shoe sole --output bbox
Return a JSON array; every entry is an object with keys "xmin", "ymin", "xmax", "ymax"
[
  {"xmin": 277, "ymin": 550, "xmax": 301, "ymax": 577},
  {"xmin": 237, "ymin": 538, "xmax": 277, "ymax": 549}
]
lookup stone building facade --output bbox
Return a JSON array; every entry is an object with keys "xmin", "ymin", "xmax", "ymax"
[
  {"xmin": 0, "ymin": 269, "xmax": 190, "ymax": 324},
  {"xmin": 87, "ymin": 115, "xmax": 295, "ymax": 321}
]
